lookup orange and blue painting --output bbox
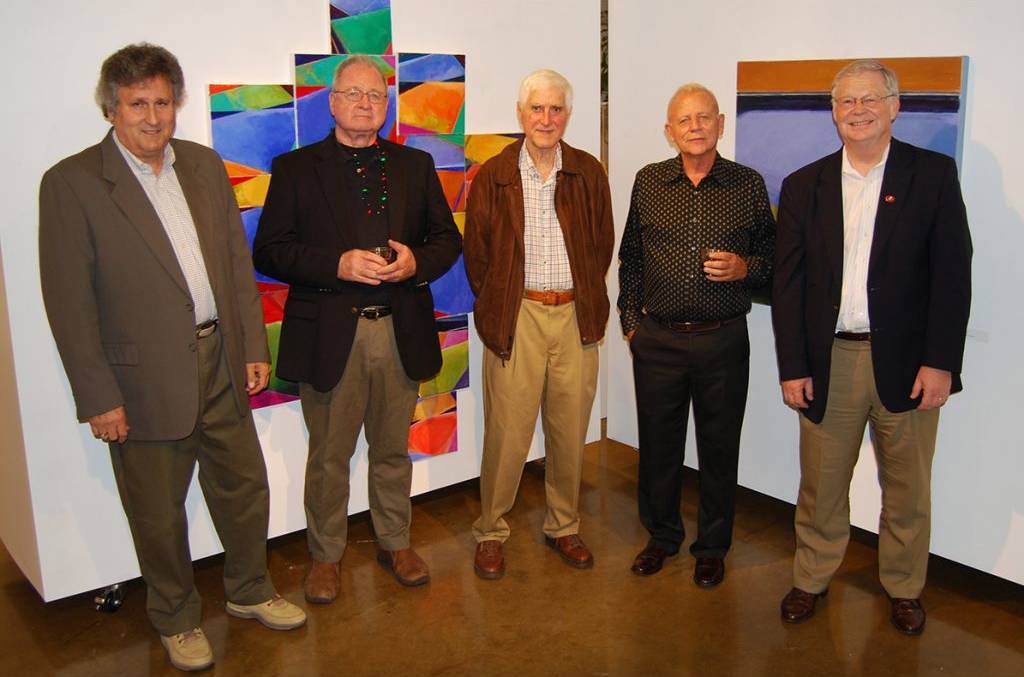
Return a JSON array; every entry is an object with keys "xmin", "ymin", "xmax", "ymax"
[
  {"xmin": 331, "ymin": 0, "xmax": 392, "ymax": 55},
  {"xmin": 398, "ymin": 53, "xmax": 465, "ymax": 135},
  {"xmin": 409, "ymin": 392, "xmax": 458, "ymax": 461},
  {"xmin": 465, "ymin": 133, "xmax": 523, "ymax": 200},
  {"xmin": 736, "ymin": 56, "xmax": 968, "ymax": 209}
]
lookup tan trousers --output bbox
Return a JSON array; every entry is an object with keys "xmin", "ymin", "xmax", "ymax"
[
  {"xmin": 473, "ymin": 299, "xmax": 599, "ymax": 542},
  {"xmin": 794, "ymin": 339, "xmax": 939, "ymax": 599},
  {"xmin": 109, "ymin": 328, "xmax": 275, "ymax": 636},
  {"xmin": 300, "ymin": 316, "xmax": 419, "ymax": 562}
]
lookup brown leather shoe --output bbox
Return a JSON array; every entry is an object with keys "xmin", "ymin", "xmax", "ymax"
[
  {"xmin": 545, "ymin": 534, "xmax": 594, "ymax": 569},
  {"xmin": 304, "ymin": 560, "xmax": 340, "ymax": 604},
  {"xmin": 630, "ymin": 545, "xmax": 677, "ymax": 576},
  {"xmin": 780, "ymin": 587, "xmax": 827, "ymax": 623},
  {"xmin": 890, "ymin": 597, "xmax": 926, "ymax": 635},
  {"xmin": 377, "ymin": 548, "xmax": 430, "ymax": 587},
  {"xmin": 694, "ymin": 557, "xmax": 725, "ymax": 588},
  {"xmin": 474, "ymin": 540, "xmax": 505, "ymax": 580}
]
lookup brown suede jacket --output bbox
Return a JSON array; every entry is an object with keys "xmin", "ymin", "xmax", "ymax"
[{"xmin": 464, "ymin": 139, "xmax": 615, "ymax": 359}]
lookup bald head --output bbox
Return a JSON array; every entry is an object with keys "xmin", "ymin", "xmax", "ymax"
[
  {"xmin": 664, "ymin": 83, "xmax": 724, "ymax": 163},
  {"xmin": 666, "ymin": 83, "xmax": 720, "ymax": 122}
]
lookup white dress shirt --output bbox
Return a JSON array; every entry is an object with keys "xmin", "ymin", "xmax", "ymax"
[{"xmin": 520, "ymin": 143, "xmax": 573, "ymax": 291}]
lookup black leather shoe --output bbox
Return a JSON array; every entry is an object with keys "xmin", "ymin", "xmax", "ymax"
[
  {"xmin": 630, "ymin": 545, "xmax": 677, "ymax": 576},
  {"xmin": 693, "ymin": 557, "xmax": 725, "ymax": 588},
  {"xmin": 890, "ymin": 597, "xmax": 926, "ymax": 635},
  {"xmin": 780, "ymin": 587, "xmax": 827, "ymax": 623}
]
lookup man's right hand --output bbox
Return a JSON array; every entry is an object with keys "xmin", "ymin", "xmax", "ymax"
[
  {"xmin": 626, "ymin": 330, "xmax": 635, "ymax": 341},
  {"xmin": 89, "ymin": 406, "xmax": 129, "ymax": 444},
  {"xmin": 781, "ymin": 378, "xmax": 814, "ymax": 410},
  {"xmin": 337, "ymin": 249, "xmax": 389, "ymax": 285}
]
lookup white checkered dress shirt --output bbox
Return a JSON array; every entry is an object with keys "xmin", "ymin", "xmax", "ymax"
[
  {"xmin": 114, "ymin": 134, "xmax": 218, "ymax": 324},
  {"xmin": 520, "ymin": 143, "xmax": 573, "ymax": 291}
]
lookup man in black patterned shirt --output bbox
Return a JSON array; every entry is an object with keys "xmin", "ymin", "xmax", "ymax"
[{"xmin": 617, "ymin": 83, "xmax": 774, "ymax": 586}]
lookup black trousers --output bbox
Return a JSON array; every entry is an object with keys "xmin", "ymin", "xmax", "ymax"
[{"xmin": 630, "ymin": 315, "xmax": 749, "ymax": 558}]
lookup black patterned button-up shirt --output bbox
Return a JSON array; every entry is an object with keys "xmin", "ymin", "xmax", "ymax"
[{"xmin": 617, "ymin": 153, "xmax": 775, "ymax": 333}]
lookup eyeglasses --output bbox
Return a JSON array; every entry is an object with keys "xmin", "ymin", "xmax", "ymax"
[
  {"xmin": 833, "ymin": 94, "xmax": 896, "ymax": 111},
  {"xmin": 331, "ymin": 87, "xmax": 388, "ymax": 105}
]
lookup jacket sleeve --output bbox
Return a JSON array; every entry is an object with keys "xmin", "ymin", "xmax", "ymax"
[
  {"xmin": 593, "ymin": 161, "xmax": 615, "ymax": 278},
  {"xmin": 411, "ymin": 154, "xmax": 463, "ymax": 285},
  {"xmin": 771, "ymin": 173, "xmax": 811, "ymax": 382},
  {"xmin": 463, "ymin": 163, "xmax": 493, "ymax": 297},
  {"xmin": 253, "ymin": 155, "xmax": 346, "ymax": 289},
  {"xmin": 923, "ymin": 157, "xmax": 972, "ymax": 373},
  {"xmin": 616, "ymin": 175, "xmax": 645, "ymax": 334},
  {"xmin": 38, "ymin": 166, "xmax": 124, "ymax": 421}
]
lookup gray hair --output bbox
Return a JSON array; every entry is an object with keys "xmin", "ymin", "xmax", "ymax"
[
  {"xmin": 332, "ymin": 55, "xmax": 388, "ymax": 90},
  {"xmin": 517, "ymin": 69, "xmax": 574, "ymax": 111},
  {"xmin": 666, "ymin": 83, "xmax": 720, "ymax": 119},
  {"xmin": 95, "ymin": 43, "xmax": 185, "ymax": 117},
  {"xmin": 831, "ymin": 59, "xmax": 900, "ymax": 98}
]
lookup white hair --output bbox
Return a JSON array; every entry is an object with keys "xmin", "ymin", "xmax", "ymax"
[{"xmin": 517, "ymin": 69, "xmax": 574, "ymax": 111}]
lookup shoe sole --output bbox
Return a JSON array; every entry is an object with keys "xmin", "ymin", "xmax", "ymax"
[
  {"xmin": 631, "ymin": 552, "xmax": 677, "ymax": 576},
  {"xmin": 160, "ymin": 638, "xmax": 213, "ymax": 672},
  {"xmin": 304, "ymin": 592, "xmax": 337, "ymax": 605},
  {"xmin": 376, "ymin": 551, "xmax": 430, "ymax": 586},
  {"xmin": 694, "ymin": 567, "xmax": 725, "ymax": 588},
  {"xmin": 781, "ymin": 589, "xmax": 828, "ymax": 624},
  {"xmin": 225, "ymin": 603, "xmax": 307, "ymax": 630},
  {"xmin": 474, "ymin": 562, "xmax": 506, "ymax": 580},
  {"xmin": 544, "ymin": 537, "xmax": 594, "ymax": 569},
  {"xmin": 891, "ymin": 616, "xmax": 926, "ymax": 636}
]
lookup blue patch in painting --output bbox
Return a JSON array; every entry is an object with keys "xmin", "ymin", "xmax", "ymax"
[
  {"xmin": 212, "ymin": 108, "xmax": 295, "ymax": 173},
  {"xmin": 430, "ymin": 255, "xmax": 474, "ymax": 316}
]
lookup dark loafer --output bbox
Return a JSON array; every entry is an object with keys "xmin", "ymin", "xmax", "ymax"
[
  {"xmin": 693, "ymin": 557, "xmax": 725, "ymax": 588},
  {"xmin": 780, "ymin": 587, "xmax": 827, "ymax": 623},
  {"xmin": 544, "ymin": 534, "xmax": 594, "ymax": 569},
  {"xmin": 630, "ymin": 545, "xmax": 677, "ymax": 576},
  {"xmin": 890, "ymin": 597, "xmax": 926, "ymax": 635}
]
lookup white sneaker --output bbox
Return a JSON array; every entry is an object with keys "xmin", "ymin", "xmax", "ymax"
[
  {"xmin": 226, "ymin": 594, "xmax": 307, "ymax": 630},
  {"xmin": 160, "ymin": 627, "xmax": 213, "ymax": 671}
]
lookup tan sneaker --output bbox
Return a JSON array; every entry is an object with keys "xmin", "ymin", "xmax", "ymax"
[
  {"xmin": 160, "ymin": 627, "xmax": 213, "ymax": 672},
  {"xmin": 226, "ymin": 594, "xmax": 307, "ymax": 630}
]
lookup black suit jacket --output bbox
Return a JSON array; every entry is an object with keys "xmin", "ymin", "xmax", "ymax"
[
  {"xmin": 772, "ymin": 138, "xmax": 972, "ymax": 423},
  {"xmin": 253, "ymin": 135, "xmax": 461, "ymax": 391}
]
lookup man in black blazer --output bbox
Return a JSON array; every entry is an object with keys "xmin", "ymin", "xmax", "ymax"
[
  {"xmin": 254, "ymin": 56, "xmax": 461, "ymax": 602},
  {"xmin": 771, "ymin": 60, "xmax": 971, "ymax": 635}
]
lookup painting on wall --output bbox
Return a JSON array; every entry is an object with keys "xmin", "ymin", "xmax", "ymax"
[
  {"xmin": 420, "ymin": 314, "xmax": 470, "ymax": 398},
  {"xmin": 465, "ymin": 133, "xmax": 523, "ymax": 199},
  {"xmin": 429, "ymin": 211, "xmax": 474, "ymax": 318},
  {"xmin": 409, "ymin": 391, "xmax": 458, "ymax": 461},
  {"xmin": 295, "ymin": 53, "xmax": 397, "ymax": 147},
  {"xmin": 398, "ymin": 53, "xmax": 466, "ymax": 135},
  {"xmin": 735, "ymin": 56, "xmax": 968, "ymax": 209},
  {"xmin": 330, "ymin": 0, "xmax": 392, "ymax": 55}
]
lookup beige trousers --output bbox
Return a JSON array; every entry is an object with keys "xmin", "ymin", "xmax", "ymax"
[
  {"xmin": 794, "ymin": 338, "xmax": 939, "ymax": 599},
  {"xmin": 473, "ymin": 299, "xmax": 599, "ymax": 542},
  {"xmin": 300, "ymin": 316, "xmax": 419, "ymax": 562}
]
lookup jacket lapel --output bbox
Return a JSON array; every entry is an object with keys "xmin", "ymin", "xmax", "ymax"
[
  {"xmin": 815, "ymin": 148, "xmax": 845, "ymax": 291},
  {"xmin": 101, "ymin": 131, "xmax": 190, "ymax": 295},
  {"xmin": 869, "ymin": 139, "xmax": 913, "ymax": 273},
  {"xmin": 313, "ymin": 135, "xmax": 359, "ymax": 250}
]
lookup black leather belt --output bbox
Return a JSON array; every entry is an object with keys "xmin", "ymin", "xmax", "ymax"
[
  {"xmin": 196, "ymin": 319, "xmax": 218, "ymax": 338},
  {"xmin": 835, "ymin": 331, "xmax": 871, "ymax": 342},
  {"xmin": 650, "ymin": 314, "xmax": 743, "ymax": 333},
  {"xmin": 354, "ymin": 306, "xmax": 392, "ymax": 320}
]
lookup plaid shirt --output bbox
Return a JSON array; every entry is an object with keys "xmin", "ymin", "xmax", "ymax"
[{"xmin": 520, "ymin": 143, "xmax": 573, "ymax": 290}]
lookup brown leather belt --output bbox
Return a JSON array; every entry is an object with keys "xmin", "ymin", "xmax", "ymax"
[
  {"xmin": 835, "ymin": 331, "xmax": 871, "ymax": 342},
  {"xmin": 196, "ymin": 319, "xmax": 218, "ymax": 339},
  {"xmin": 650, "ymin": 314, "xmax": 743, "ymax": 333},
  {"xmin": 354, "ymin": 305, "xmax": 392, "ymax": 320},
  {"xmin": 524, "ymin": 289, "xmax": 575, "ymax": 306}
]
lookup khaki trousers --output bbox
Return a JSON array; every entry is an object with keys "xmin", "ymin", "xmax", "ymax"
[
  {"xmin": 473, "ymin": 299, "xmax": 599, "ymax": 542},
  {"xmin": 794, "ymin": 338, "xmax": 939, "ymax": 599},
  {"xmin": 300, "ymin": 316, "xmax": 419, "ymax": 562},
  {"xmin": 109, "ymin": 328, "xmax": 275, "ymax": 636}
]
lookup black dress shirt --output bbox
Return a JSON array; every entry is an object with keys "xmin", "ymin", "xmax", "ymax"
[
  {"xmin": 618, "ymin": 154, "xmax": 775, "ymax": 333},
  {"xmin": 333, "ymin": 138, "xmax": 390, "ymax": 306}
]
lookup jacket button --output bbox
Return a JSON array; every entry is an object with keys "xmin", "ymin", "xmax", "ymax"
[{"xmin": 186, "ymin": 302, "xmax": 194, "ymax": 311}]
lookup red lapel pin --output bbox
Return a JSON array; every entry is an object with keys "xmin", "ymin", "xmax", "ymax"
[{"xmin": 884, "ymin": 194, "xmax": 896, "ymax": 203}]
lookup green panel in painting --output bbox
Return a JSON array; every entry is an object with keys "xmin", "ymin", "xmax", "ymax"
[
  {"xmin": 332, "ymin": 9, "xmax": 392, "ymax": 54},
  {"xmin": 210, "ymin": 85, "xmax": 293, "ymax": 113},
  {"xmin": 452, "ymin": 104, "xmax": 465, "ymax": 136}
]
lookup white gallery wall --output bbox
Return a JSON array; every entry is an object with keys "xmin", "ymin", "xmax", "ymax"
[
  {"xmin": 0, "ymin": 0, "xmax": 601, "ymax": 601},
  {"xmin": 607, "ymin": 0, "xmax": 1023, "ymax": 584}
]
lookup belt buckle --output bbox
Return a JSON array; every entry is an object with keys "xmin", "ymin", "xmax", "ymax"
[
  {"xmin": 358, "ymin": 306, "xmax": 390, "ymax": 320},
  {"xmin": 196, "ymin": 319, "xmax": 218, "ymax": 338}
]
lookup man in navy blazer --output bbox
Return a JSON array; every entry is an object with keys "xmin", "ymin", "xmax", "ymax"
[
  {"xmin": 771, "ymin": 60, "xmax": 972, "ymax": 635},
  {"xmin": 254, "ymin": 56, "xmax": 461, "ymax": 602}
]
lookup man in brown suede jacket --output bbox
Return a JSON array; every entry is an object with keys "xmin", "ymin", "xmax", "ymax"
[{"xmin": 464, "ymin": 69, "xmax": 614, "ymax": 579}]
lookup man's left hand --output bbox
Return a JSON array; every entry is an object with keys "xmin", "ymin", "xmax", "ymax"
[
  {"xmin": 377, "ymin": 239, "xmax": 418, "ymax": 282},
  {"xmin": 704, "ymin": 251, "xmax": 747, "ymax": 282},
  {"xmin": 246, "ymin": 362, "xmax": 271, "ymax": 396},
  {"xmin": 910, "ymin": 365, "xmax": 952, "ymax": 410}
]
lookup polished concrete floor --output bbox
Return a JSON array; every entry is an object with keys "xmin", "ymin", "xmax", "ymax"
[{"xmin": 2, "ymin": 435, "xmax": 1022, "ymax": 676}]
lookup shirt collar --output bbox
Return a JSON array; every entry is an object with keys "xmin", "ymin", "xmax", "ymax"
[
  {"xmin": 658, "ymin": 152, "xmax": 726, "ymax": 186},
  {"xmin": 112, "ymin": 130, "xmax": 175, "ymax": 175},
  {"xmin": 519, "ymin": 142, "xmax": 562, "ymax": 178},
  {"xmin": 841, "ymin": 143, "xmax": 890, "ymax": 179}
]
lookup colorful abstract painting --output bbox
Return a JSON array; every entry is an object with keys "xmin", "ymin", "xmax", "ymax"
[
  {"xmin": 420, "ymin": 314, "xmax": 469, "ymax": 397},
  {"xmin": 398, "ymin": 133, "xmax": 466, "ymax": 212},
  {"xmin": 465, "ymin": 133, "xmax": 523, "ymax": 200},
  {"xmin": 295, "ymin": 54, "xmax": 397, "ymax": 147},
  {"xmin": 210, "ymin": 85, "xmax": 300, "ymax": 409},
  {"xmin": 409, "ymin": 392, "xmax": 458, "ymax": 461},
  {"xmin": 398, "ymin": 53, "xmax": 465, "ymax": 135},
  {"xmin": 330, "ymin": 0, "xmax": 392, "ymax": 55},
  {"xmin": 735, "ymin": 57, "xmax": 968, "ymax": 209},
  {"xmin": 430, "ymin": 213, "xmax": 474, "ymax": 317}
]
